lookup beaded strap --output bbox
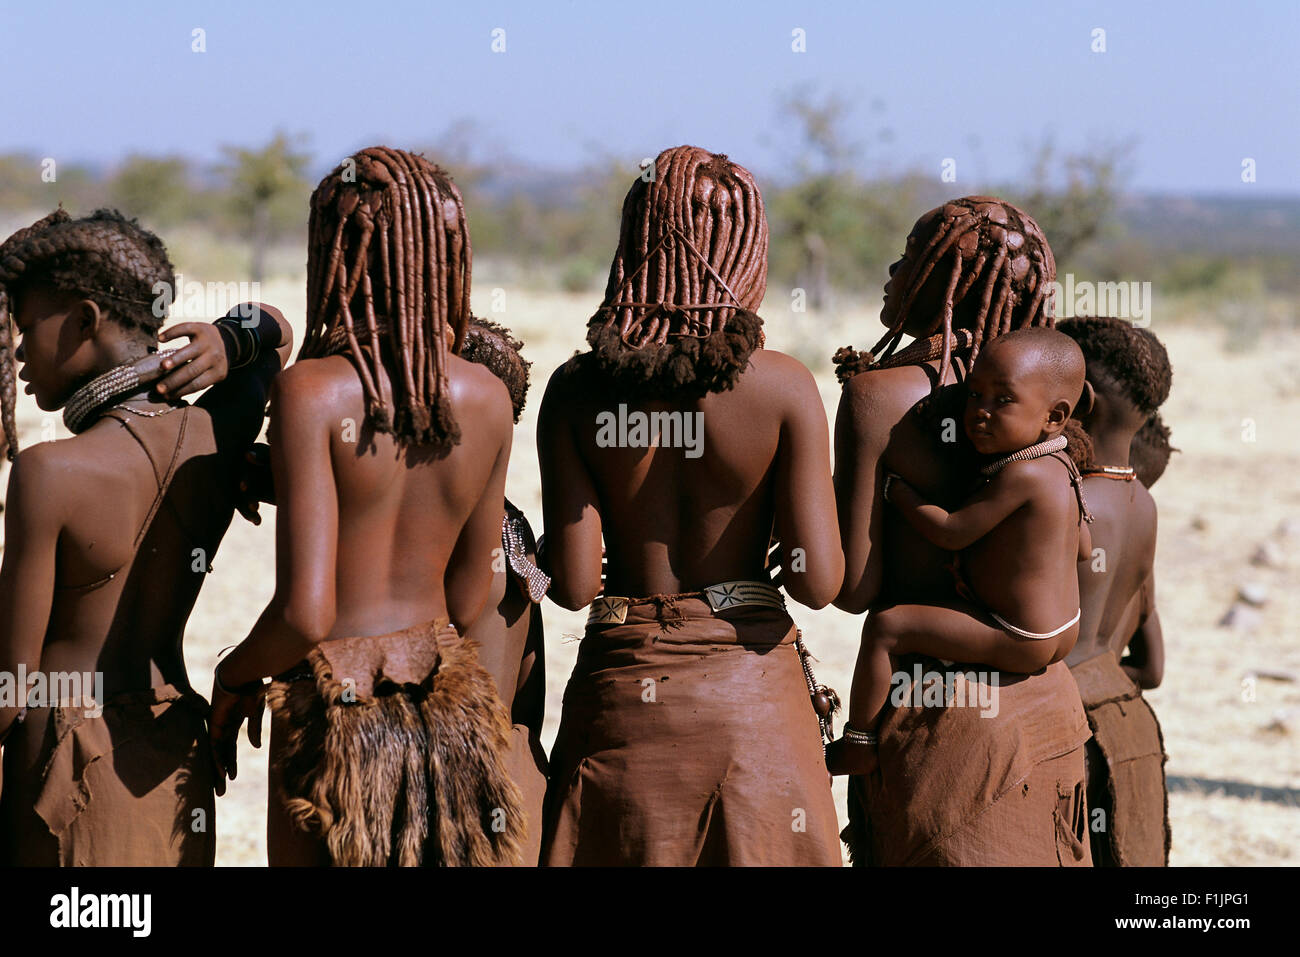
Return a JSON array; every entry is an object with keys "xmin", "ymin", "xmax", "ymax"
[
  {"xmin": 979, "ymin": 434, "xmax": 1068, "ymax": 477},
  {"xmin": 502, "ymin": 511, "xmax": 550, "ymax": 604}
]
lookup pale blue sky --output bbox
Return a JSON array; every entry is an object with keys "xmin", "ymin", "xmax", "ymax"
[{"xmin": 2, "ymin": 0, "xmax": 1297, "ymax": 193}]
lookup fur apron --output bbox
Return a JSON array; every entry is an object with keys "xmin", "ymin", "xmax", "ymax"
[{"xmin": 265, "ymin": 618, "xmax": 524, "ymax": 866}]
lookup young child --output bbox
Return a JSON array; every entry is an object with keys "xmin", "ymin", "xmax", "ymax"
[
  {"xmin": 1058, "ymin": 315, "xmax": 1172, "ymax": 866},
  {"xmin": 0, "ymin": 208, "xmax": 291, "ymax": 865},
  {"xmin": 459, "ymin": 318, "xmax": 550, "ymax": 866},
  {"xmin": 828, "ymin": 326, "xmax": 1092, "ymax": 775}
]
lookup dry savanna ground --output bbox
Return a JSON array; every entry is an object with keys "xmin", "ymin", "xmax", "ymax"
[{"xmin": 6, "ymin": 276, "xmax": 1298, "ymax": 866}]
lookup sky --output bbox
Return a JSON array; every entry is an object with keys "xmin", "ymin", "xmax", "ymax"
[{"xmin": 1, "ymin": 0, "xmax": 1297, "ymax": 194}]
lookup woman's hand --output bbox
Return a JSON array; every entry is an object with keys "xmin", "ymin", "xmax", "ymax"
[
  {"xmin": 235, "ymin": 444, "xmax": 275, "ymax": 525},
  {"xmin": 208, "ymin": 668, "xmax": 265, "ymax": 796},
  {"xmin": 825, "ymin": 736, "xmax": 878, "ymax": 777},
  {"xmin": 155, "ymin": 322, "xmax": 231, "ymax": 398}
]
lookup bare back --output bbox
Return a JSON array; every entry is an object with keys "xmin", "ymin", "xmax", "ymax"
[
  {"xmin": 961, "ymin": 455, "xmax": 1086, "ymax": 635},
  {"xmin": 1066, "ymin": 477, "xmax": 1157, "ymax": 666},
  {"xmin": 22, "ymin": 407, "xmax": 235, "ymax": 694},
  {"xmin": 540, "ymin": 348, "xmax": 842, "ymax": 610},
  {"xmin": 271, "ymin": 353, "xmax": 512, "ymax": 639},
  {"xmin": 837, "ymin": 359, "xmax": 975, "ymax": 611}
]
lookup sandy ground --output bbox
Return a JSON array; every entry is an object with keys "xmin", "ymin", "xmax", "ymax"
[{"xmin": 7, "ymin": 282, "xmax": 1298, "ymax": 866}]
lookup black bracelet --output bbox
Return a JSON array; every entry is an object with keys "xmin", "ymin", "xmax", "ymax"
[
  {"xmin": 215, "ymin": 316, "xmax": 259, "ymax": 369},
  {"xmin": 214, "ymin": 660, "xmax": 264, "ymax": 696}
]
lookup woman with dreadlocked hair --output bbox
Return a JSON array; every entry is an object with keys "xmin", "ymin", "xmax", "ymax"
[
  {"xmin": 831, "ymin": 197, "xmax": 1093, "ymax": 866},
  {"xmin": 538, "ymin": 145, "xmax": 843, "ymax": 866},
  {"xmin": 209, "ymin": 148, "xmax": 525, "ymax": 867},
  {"xmin": 0, "ymin": 208, "xmax": 293, "ymax": 865}
]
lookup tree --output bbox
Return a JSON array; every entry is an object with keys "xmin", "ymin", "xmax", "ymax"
[
  {"xmin": 1013, "ymin": 137, "xmax": 1135, "ymax": 266},
  {"xmin": 219, "ymin": 132, "xmax": 311, "ymax": 282},
  {"xmin": 109, "ymin": 155, "xmax": 195, "ymax": 227}
]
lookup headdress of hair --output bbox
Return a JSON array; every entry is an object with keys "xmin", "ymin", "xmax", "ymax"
[
  {"xmin": 833, "ymin": 196, "xmax": 1056, "ymax": 393},
  {"xmin": 0, "ymin": 207, "xmax": 176, "ymax": 459},
  {"xmin": 585, "ymin": 145, "xmax": 769, "ymax": 399},
  {"xmin": 299, "ymin": 147, "xmax": 472, "ymax": 449}
]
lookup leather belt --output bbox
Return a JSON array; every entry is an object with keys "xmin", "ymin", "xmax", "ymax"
[{"xmin": 586, "ymin": 579, "xmax": 785, "ymax": 627}]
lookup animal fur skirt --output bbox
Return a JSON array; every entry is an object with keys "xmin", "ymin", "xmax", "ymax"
[{"xmin": 266, "ymin": 618, "xmax": 524, "ymax": 866}]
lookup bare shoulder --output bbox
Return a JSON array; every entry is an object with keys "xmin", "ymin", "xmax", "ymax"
[
  {"xmin": 740, "ymin": 349, "xmax": 818, "ymax": 398},
  {"xmin": 272, "ymin": 355, "xmax": 361, "ymax": 418},
  {"xmin": 993, "ymin": 456, "xmax": 1066, "ymax": 503},
  {"xmin": 6, "ymin": 438, "xmax": 93, "ymax": 526},
  {"xmin": 447, "ymin": 353, "xmax": 511, "ymax": 424},
  {"xmin": 1133, "ymin": 480, "xmax": 1159, "ymax": 551},
  {"xmin": 837, "ymin": 365, "xmax": 932, "ymax": 447}
]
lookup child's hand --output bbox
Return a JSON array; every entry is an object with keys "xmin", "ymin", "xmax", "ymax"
[
  {"xmin": 155, "ymin": 322, "xmax": 231, "ymax": 398},
  {"xmin": 825, "ymin": 736, "xmax": 878, "ymax": 776}
]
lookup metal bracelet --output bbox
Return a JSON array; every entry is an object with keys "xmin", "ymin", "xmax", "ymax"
[{"xmin": 842, "ymin": 726, "xmax": 878, "ymax": 746}]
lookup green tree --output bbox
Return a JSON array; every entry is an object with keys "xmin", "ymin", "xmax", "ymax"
[
  {"xmin": 219, "ymin": 132, "xmax": 311, "ymax": 282},
  {"xmin": 109, "ymin": 154, "xmax": 195, "ymax": 227},
  {"xmin": 1012, "ymin": 137, "xmax": 1135, "ymax": 267}
]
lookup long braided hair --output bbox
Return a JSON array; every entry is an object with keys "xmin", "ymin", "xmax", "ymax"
[
  {"xmin": 299, "ymin": 147, "xmax": 472, "ymax": 449},
  {"xmin": 586, "ymin": 145, "xmax": 768, "ymax": 398},
  {"xmin": 0, "ymin": 208, "xmax": 175, "ymax": 459},
  {"xmin": 833, "ymin": 196, "xmax": 1056, "ymax": 391}
]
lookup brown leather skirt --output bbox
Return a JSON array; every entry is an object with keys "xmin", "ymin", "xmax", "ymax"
[
  {"xmin": 846, "ymin": 655, "xmax": 1092, "ymax": 866},
  {"xmin": 1071, "ymin": 652, "xmax": 1170, "ymax": 866},
  {"xmin": 541, "ymin": 596, "xmax": 841, "ymax": 866},
  {"xmin": 1, "ymin": 684, "xmax": 215, "ymax": 866}
]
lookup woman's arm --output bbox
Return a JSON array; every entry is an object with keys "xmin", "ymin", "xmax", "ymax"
[
  {"xmin": 833, "ymin": 375, "xmax": 890, "ymax": 614},
  {"xmin": 445, "ymin": 381, "xmax": 513, "ymax": 632},
  {"xmin": 208, "ymin": 365, "xmax": 338, "ymax": 786},
  {"xmin": 537, "ymin": 365, "xmax": 604, "ymax": 609},
  {"xmin": 772, "ymin": 358, "xmax": 844, "ymax": 609}
]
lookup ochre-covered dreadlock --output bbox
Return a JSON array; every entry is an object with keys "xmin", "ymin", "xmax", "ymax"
[
  {"xmin": 586, "ymin": 145, "xmax": 769, "ymax": 399},
  {"xmin": 833, "ymin": 196, "xmax": 1056, "ymax": 391},
  {"xmin": 299, "ymin": 147, "xmax": 472, "ymax": 449},
  {"xmin": 0, "ymin": 208, "xmax": 176, "ymax": 460}
]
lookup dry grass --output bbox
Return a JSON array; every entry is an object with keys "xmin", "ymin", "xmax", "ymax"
[{"xmin": 7, "ymin": 279, "xmax": 1297, "ymax": 866}]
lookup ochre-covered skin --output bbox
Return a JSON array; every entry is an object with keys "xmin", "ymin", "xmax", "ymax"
[
  {"xmin": 831, "ymin": 331, "xmax": 1092, "ymax": 765},
  {"xmin": 1058, "ymin": 316, "xmax": 1172, "ymax": 865},
  {"xmin": 207, "ymin": 149, "xmax": 519, "ymax": 867},
  {"xmin": 539, "ymin": 146, "xmax": 843, "ymax": 865},
  {"xmin": 463, "ymin": 501, "xmax": 548, "ymax": 866},
  {"xmin": 0, "ymin": 210, "xmax": 294, "ymax": 865},
  {"xmin": 833, "ymin": 197, "xmax": 1091, "ymax": 865}
]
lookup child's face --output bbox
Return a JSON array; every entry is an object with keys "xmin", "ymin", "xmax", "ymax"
[
  {"xmin": 963, "ymin": 344, "xmax": 1061, "ymax": 455},
  {"xmin": 13, "ymin": 285, "xmax": 93, "ymax": 411}
]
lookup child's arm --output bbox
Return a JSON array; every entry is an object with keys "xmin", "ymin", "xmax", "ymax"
[
  {"xmin": 0, "ymin": 446, "xmax": 64, "ymax": 744},
  {"xmin": 1122, "ymin": 575, "xmax": 1164, "ymax": 689},
  {"xmin": 886, "ymin": 467, "xmax": 1033, "ymax": 551}
]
